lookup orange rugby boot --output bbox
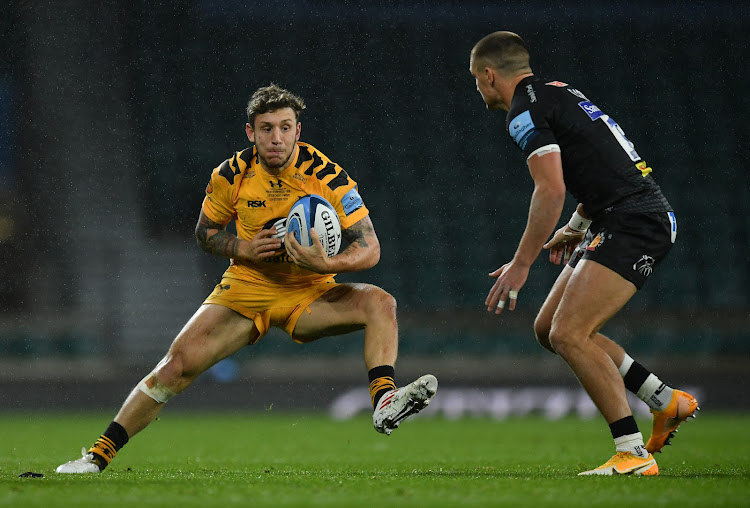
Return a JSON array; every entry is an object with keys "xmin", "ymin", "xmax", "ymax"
[
  {"xmin": 578, "ymin": 451, "xmax": 659, "ymax": 476},
  {"xmin": 646, "ymin": 389, "xmax": 699, "ymax": 454}
]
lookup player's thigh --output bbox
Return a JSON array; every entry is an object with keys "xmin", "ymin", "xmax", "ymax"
[
  {"xmin": 534, "ymin": 265, "xmax": 574, "ymax": 350},
  {"xmin": 551, "ymin": 260, "xmax": 637, "ymax": 342},
  {"xmin": 157, "ymin": 303, "xmax": 259, "ymax": 377},
  {"xmin": 293, "ymin": 283, "xmax": 393, "ymax": 340}
]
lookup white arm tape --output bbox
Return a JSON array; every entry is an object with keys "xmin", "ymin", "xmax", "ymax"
[
  {"xmin": 527, "ymin": 144, "xmax": 561, "ymax": 160},
  {"xmin": 568, "ymin": 210, "xmax": 592, "ymax": 233}
]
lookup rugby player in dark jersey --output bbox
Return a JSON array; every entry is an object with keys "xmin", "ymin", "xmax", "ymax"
[{"xmin": 469, "ymin": 31, "xmax": 699, "ymax": 476}]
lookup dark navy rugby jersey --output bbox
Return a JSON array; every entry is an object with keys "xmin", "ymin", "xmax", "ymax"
[{"xmin": 506, "ymin": 76, "xmax": 671, "ymax": 217}]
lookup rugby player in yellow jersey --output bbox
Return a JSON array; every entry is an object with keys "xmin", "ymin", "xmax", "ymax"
[{"xmin": 56, "ymin": 84, "xmax": 437, "ymax": 474}]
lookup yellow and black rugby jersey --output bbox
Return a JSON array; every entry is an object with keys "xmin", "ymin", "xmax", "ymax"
[{"xmin": 202, "ymin": 142, "xmax": 369, "ymax": 285}]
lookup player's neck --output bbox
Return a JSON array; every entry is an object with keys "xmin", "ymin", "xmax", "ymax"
[
  {"xmin": 259, "ymin": 144, "xmax": 299, "ymax": 176},
  {"xmin": 500, "ymin": 72, "xmax": 534, "ymax": 111}
]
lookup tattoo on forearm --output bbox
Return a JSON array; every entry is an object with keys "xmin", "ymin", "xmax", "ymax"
[
  {"xmin": 342, "ymin": 217, "xmax": 373, "ymax": 249},
  {"xmin": 195, "ymin": 214, "xmax": 240, "ymax": 258}
]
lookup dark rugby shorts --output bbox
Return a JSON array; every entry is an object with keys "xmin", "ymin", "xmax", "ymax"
[{"xmin": 568, "ymin": 211, "xmax": 677, "ymax": 289}]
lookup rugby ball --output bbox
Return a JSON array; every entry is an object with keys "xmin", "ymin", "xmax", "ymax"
[{"xmin": 286, "ymin": 194, "xmax": 342, "ymax": 257}]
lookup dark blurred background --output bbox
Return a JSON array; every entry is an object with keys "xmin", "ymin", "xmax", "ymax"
[{"xmin": 0, "ymin": 1, "xmax": 747, "ymax": 411}]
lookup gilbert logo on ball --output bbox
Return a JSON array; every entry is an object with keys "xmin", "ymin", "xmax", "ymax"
[{"xmin": 286, "ymin": 194, "xmax": 342, "ymax": 257}]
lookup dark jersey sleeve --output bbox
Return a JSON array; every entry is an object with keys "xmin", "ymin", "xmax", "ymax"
[
  {"xmin": 504, "ymin": 77, "xmax": 671, "ymax": 216},
  {"xmin": 506, "ymin": 88, "xmax": 559, "ymax": 158}
]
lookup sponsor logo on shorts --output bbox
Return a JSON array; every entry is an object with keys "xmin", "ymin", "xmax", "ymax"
[
  {"xmin": 633, "ymin": 255, "xmax": 655, "ymax": 277},
  {"xmin": 546, "ymin": 81, "xmax": 568, "ymax": 87},
  {"xmin": 586, "ymin": 232, "xmax": 606, "ymax": 251},
  {"xmin": 247, "ymin": 200, "xmax": 267, "ymax": 208}
]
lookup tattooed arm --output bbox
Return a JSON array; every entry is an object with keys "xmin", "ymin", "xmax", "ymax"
[
  {"xmin": 195, "ymin": 210, "xmax": 282, "ymax": 263},
  {"xmin": 285, "ymin": 215, "xmax": 381, "ymax": 274}
]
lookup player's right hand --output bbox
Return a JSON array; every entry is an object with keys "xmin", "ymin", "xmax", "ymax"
[
  {"xmin": 246, "ymin": 227, "xmax": 284, "ymax": 263},
  {"xmin": 543, "ymin": 225, "xmax": 585, "ymax": 266}
]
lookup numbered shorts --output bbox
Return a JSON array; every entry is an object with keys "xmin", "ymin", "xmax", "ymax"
[
  {"xmin": 568, "ymin": 211, "xmax": 677, "ymax": 289},
  {"xmin": 203, "ymin": 276, "xmax": 338, "ymax": 343}
]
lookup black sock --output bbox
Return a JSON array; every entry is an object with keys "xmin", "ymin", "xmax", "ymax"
[
  {"xmin": 103, "ymin": 421, "xmax": 129, "ymax": 450},
  {"xmin": 89, "ymin": 421, "xmax": 129, "ymax": 470},
  {"xmin": 368, "ymin": 365, "xmax": 396, "ymax": 408},
  {"xmin": 609, "ymin": 416, "xmax": 639, "ymax": 440},
  {"xmin": 623, "ymin": 361, "xmax": 651, "ymax": 394}
]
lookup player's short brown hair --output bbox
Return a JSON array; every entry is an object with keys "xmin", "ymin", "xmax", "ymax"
[
  {"xmin": 471, "ymin": 31, "xmax": 531, "ymax": 77},
  {"xmin": 246, "ymin": 84, "xmax": 306, "ymax": 127}
]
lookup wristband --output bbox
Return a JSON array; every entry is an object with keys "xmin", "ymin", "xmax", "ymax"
[{"xmin": 567, "ymin": 210, "xmax": 592, "ymax": 233}]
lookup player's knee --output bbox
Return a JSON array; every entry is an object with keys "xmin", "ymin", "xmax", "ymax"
[
  {"xmin": 363, "ymin": 286, "xmax": 397, "ymax": 321},
  {"xmin": 151, "ymin": 351, "xmax": 200, "ymax": 394},
  {"xmin": 547, "ymin": 323, "xmax": 580, "ymax": 359},
  {"xmin": 533, "ymin": 315, "xmax": 556, "ymax": 354}
]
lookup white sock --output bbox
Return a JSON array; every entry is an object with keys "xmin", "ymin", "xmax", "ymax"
[
  {"xmin": 614, "ymin": 432, "xmax": 649, "ymax": 458},
  {"xmin": 618, "ymin": 354, "xmax": 634, "ymax": 377},
  {"xmin": 618, "ymin": 354, "xmax": 674, "ymax": 411},
  {"xmin": 637, "ymin": 375, "xmax": 674, "ymax": 411}
]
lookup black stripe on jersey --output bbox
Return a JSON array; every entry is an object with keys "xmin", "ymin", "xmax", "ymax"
[
  {"xmin": 327, "ymin": 169, "xmax": 350, "ymax": 191},
  {"xmin": 304, "ymin": 152, "xmax": 325, "ymax": 176},
  {"xmin": 218, "ymin": 159, "xmax": 239, "ymax": 185},
  {"xmin": 315, "ymin": 162, "xmax": 337, "ymax": 180},
  {"xmin": 294, "ymin": 146, "xmax": 313, "ymax": 168},
  {"xmin": 239, "ymin": 148, "xmax": 253, "ymax": 167}
]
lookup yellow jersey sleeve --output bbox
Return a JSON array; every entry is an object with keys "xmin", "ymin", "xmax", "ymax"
[
  {"xmin": 295, "ymin": 143, "xmax": 369, "ymax": 229},
  {"xmin": 201, "ymin": 149, "xmax": 253, "ymax": 225}
]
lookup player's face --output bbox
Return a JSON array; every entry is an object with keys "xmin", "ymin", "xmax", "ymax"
[
  {"xmin": 470, "ymin": 60, "xmax": 506, "ymax": 111},
  {"xmin": 246, "ymin": 108, "xmax": 301, "ymax": 172}
]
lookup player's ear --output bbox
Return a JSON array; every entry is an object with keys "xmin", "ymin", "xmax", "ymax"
[
  {"xmin": 485, "ymin": 67, "xmax": 495, "ymax": 87},
  {"xmin": 295, "ymin": 122, "xmax": 301, "ymax": 141},
  {"xmin": 246, "ymin": 123, "xmax": 255, "ymax": 143}
]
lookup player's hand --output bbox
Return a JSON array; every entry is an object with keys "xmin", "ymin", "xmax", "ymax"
[
  {"xmin": 246, "ymin": 227, "xmax": 284, "ymax": 263},
  {"xmin": 543, "ymin": 225, "xmax": 585, "ymax": 266},
  {"xmin": 285, "ymin": 228, "xmax": 332, "ymax": 274},
  {"xmin": 486, "ymin": 261, "xmax": 529, "ymax": 315}
]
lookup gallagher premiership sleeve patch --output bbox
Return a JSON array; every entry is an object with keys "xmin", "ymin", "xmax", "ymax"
[
  {"xmin": 342, "ymin": 187, "xmax": 364, "ymax": 216},
  {"xmin": 508, "ymin": 110, "xmax": 538, "ymax": 150}
]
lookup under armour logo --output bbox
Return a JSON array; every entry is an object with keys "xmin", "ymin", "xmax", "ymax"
[
  {"xmin": 270, "ymin": 179, "xmax": 283, "ymax": 188},
  {"xmin": 633, "ymin": 255, "xmax": 655, "ymax": 277}
]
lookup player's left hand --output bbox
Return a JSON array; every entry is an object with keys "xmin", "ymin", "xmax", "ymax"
[
  {"xmin": 285, "ymin": 228, "xmax": 332, "ymax": 274},
  {"xmin": 543, "ymin": 225, "xmax": 585, "ymax": 266},
  {"xmin": 486, "ymin": 261, "xmax": 529, "ymax": 315}
]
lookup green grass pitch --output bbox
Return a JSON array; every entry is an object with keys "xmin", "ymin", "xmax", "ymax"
[{"xmin": 1, "ymin": 411, "xmax": 748, "ymax": 507}]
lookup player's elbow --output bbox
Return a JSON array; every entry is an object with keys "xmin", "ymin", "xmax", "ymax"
[
  {"xmin": 194, "ymin": 223, "xmax": 206, "ymax": 249},
  {"xmin": 194, "ymin": 223, "xmax": 216, "ymax": 253},
  {"xmin": 538, "ymin": 183, "xmax": 566, "ymax": 209},
  {"xmin": 364, "ymin": 242, "xmax": 381, "ymax": 269}
]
